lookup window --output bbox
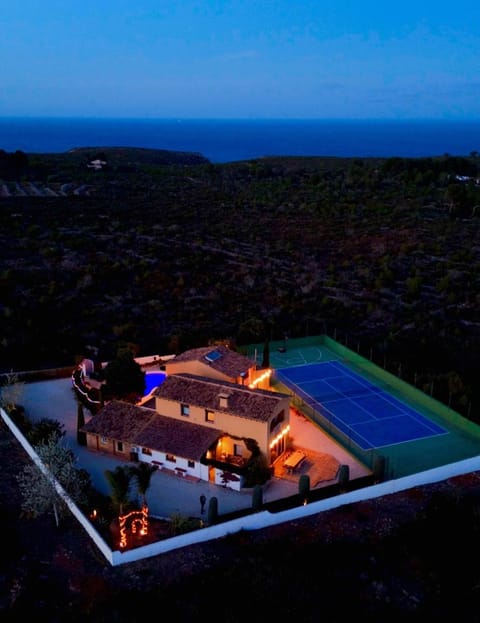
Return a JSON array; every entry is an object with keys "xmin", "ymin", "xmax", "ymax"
[
  {"xmin": 141, "ymin": 447, "xmax": 152, "ymax": 456},
  {"xmin": 205, "ymin": 409, "xmax": 215, "ymax": 423},
  {"xmin": 233, "ymin": 443, "xmax": 243, "ymax": 457},
  {"xmin": 181, "ymin": 403, "xmax": 190, "ymax": 416},
  {"xmin": 117, "ymin": 441, "xmax": 123, "ymax": 452},
  {"xmin": 100, "ymin": 436, "xmax": 108, "ymax": 446},
  {"xmin": 270, "ymin": 409, "xmax": 286, "ymax": 432},
  {"xmin": 188, "ymin": 460, "xmax": 195, "ymax": 469},
  {"xmin": 166, "ymin": 454, "xmax": 176, "ymax": 464}
]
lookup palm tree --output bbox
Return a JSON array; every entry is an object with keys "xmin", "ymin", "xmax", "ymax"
[
  {"xmin": 130, "ymin": 462, "xmax": 157, "ymax": 509},
  {"xmin": 104, "ymin": 465, "xmax": 132, "ymax": 516}
]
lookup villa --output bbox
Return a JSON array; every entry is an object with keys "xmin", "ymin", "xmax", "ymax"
[{"xmin": 80, "ymin": 345, "xmax": 291, "ymax": 490}]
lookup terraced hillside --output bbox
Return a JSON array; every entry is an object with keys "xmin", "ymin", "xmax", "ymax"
[{"xmin": 1, "ymin": 149, "xmax": 479, "ymax": 418}]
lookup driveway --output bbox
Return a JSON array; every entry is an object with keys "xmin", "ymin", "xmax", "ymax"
[{"xmin": 19, "ymin": 377, "xmax": 369, "ymax": 519}]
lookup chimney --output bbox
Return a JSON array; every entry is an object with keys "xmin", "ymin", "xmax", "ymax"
[{"xmin": 219, "ymin": 392, "xmax": 229, "ymax": 408}]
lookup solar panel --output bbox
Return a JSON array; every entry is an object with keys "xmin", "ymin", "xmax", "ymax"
[{"xmin": 205, "ymin": 349, "xmax": 222, "ymax": 363}]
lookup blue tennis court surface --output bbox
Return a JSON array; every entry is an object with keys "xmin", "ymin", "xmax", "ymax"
[{"xmin": 276, "ymin": 360, "xmax": 447, "ymax": 450}]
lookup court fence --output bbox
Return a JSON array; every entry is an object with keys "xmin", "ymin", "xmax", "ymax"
[
  {"xmin": 270, "ymin": 334, "xmax": 480, "ymax": 478},
  {"xmin": 273, "ymin": 376, "xmax": 380, "ymax": 472},
  {"xmin": 321, "ymin": 335, "xmax": 480, "ymax": 438}
]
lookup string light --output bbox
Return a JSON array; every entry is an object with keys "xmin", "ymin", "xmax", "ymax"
[
  {"xmin": 269, "ymin": 425, "xmax": 290, "ymax": 449},
  {"xmin": 118, "ymin": 505, "xmax": 149, "ymax": 549},
  {"xmin": 249, "ymin": 369, "xmax": 271, "ymax": 388}
]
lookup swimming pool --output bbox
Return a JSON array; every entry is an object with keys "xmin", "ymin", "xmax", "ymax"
[{"xmin": 144, "ymin": 371, "xmax": 167, "ymax": 396}]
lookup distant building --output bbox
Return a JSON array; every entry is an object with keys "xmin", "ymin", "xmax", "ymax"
[{"xmin": 87, "ymin": 159, "xmax": 107, "ymax": 170}]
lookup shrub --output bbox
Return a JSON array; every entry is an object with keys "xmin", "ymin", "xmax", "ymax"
[
  {"xmin": 207, "ymin": 496, "xmax": 218, "ymax": 525},
  {"xmin": 27, "ymin": 417, "xmax": 65, "ymax": 446},
  {"xmin": 299, "ymin": 474, "xmax": 310, "ymax": 500},
  {"xmin": 373, "ymin": 455, "xmax": 386, "ymax": 483},
  {"xmin": 7, "ymin": 405, "xmax": 32, "ymax": 436},
  {"xmin": 77, "ymin": 402, "xmax": 87, "ymax": 446},
  {"xmin": 169, "ymin": 513, "xmax": 203, "ymax": 536},
  {"xmin": 242, "ymin": 443, "xmax": 271, "ymax": 487},
  {"xmin": 338, "ymin": 464, "xmax": 350, "ymax": 490},
  {"xmin": 252, "ymin": 484, "xmax": 263, "ymax": 511}
]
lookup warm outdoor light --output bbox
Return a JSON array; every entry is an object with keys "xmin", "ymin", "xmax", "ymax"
[
  {"xmin": 118, "ymin": 506, "xmax": 149, "ymax": 549},
  {"xmin": 141, "ymin": 505, "xmax": 148, "ymax": 535},
  {"xmin": 269, "ymin": 424, "xmax": 290, "ymax": 448},
  {"xmin": 249, "ymin": 369, "xmax": 271, "ymax": 388}
]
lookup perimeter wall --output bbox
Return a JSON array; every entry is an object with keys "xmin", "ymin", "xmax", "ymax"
[{"xmin": 3, "ymin": 404, "xmax": 480, "ymax": 567}]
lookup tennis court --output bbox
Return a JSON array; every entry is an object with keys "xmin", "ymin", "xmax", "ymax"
[{"xmin": 276, "ymin": 360, "xmax": 447, "ymax": 450}]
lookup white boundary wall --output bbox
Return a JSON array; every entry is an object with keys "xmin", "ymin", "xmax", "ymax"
[
  {"xmin": 1, "ymin": 407, "xmax": 114, "ymax": 564},
  {"xmin": 3, "ymin": 406, "xmax": 480, "ymax": 567}
]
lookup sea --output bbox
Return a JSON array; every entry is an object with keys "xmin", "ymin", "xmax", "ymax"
[{"xmin": 0, "ymin": 117, "xmax": 479, "ymax": 164}]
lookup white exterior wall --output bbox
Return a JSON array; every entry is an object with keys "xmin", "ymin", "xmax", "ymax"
[
  {"xmin": 138, "ymin": 448, "xmax": 207, "ymax": 481},
  {"xmin": 137, "ymin": 447, "xmax": 242, "ymax": 490},
  {"xmin": 80, "ymin": 358, "xmax": 95, "ymax": 376},
  {"xmin": 214, "ymin": 467, "xmax": 243, "ymax": 491},
  {"xmin": 134, "ymin": 354, "xmax": 175, "ymax": 367}
]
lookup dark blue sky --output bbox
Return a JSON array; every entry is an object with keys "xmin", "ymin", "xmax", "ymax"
[{"xmin": 2, "ymin": 1, "xmax": 479, "ymax": 119}]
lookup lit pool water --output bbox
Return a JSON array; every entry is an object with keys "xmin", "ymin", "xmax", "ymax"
[{"xmin": 144, "ymin": 371, "xmax": 166, "ymax": 396}]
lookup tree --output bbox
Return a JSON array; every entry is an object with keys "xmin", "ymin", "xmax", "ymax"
[
  {"xmin": 103, "ymin": 348, "xmax": 145, "ymax": 402},
  {"xmin": 27, "ymin": 417, "xmax": 65, "ymax": 447},
  {"xmin": 298, "ymin": 474, "xmax": 310, "ymax": 501},
  {"xmin": 242, "ymin": 441, "xmax": 271, "ymax": 487},
  {"xmin": 261, "ymin": 336, "xmax": 270, "ymax": 368},
  {"xmin": 0, "ymin": 370, "xmax": 25, "ymax": 414},
  {"xmin": 16, "ymin": 434, "xmax": 90, "ymax": 527},
  {"xmin": 237, "ymin": 317, "xmax": 265, "ymax": 345},
  {"xmin": 445, "ymin": 183, "xmax": 467, "ymax": 217},
  {"xmin": 130, "ymin": 462, "xmax": 157, "ymax": 508},
  {"xmin": 338, "ymin": 464, "xmax": 350, "ymax": 491},
  {"xmin": 5, "ymin": 404, "xmax": 32, "ymax": 435},
  {"xmin": 0, "ymin": 372, "xmax": 31, "ymax": 435},
  {"xmin": 76, "ymin": 402, "xmax": 87, "ymax": 446},
  {"xmin": 104, "ymin": 465, "xmax": 133, "ymax": 516},
  {"xmin": 373, "ymin": 455, "xmax": 386, "ymax": 483},
  {"xmin": 207, "ymin": 496, "xmax": 219, "ymax": 525},
  {"xmin": 447, "ymin": 371, "xmax": 465, "ymax": 400},
  {"xmin": 405, "ymin": 274, "xmax": 422, "ymax": 299}
]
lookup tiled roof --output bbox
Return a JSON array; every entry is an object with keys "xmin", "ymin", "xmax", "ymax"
[
  {"xmin": 167, "ymin": 345, "xmax": 254, "ymax": 378},
  {"xmin": 81, "ymin": 400, "xmax": 222, "ymax": 460},
  {"xmin": 134, "ymin": 416, "xmax": 221, "ymax": 461},
  {"xmin": 81, "ymin": 401, "xmax": 153, "ymax": 440},
  {"xmin": 153, "ymin": 373, "xmax": 289, "ymax": 422}
]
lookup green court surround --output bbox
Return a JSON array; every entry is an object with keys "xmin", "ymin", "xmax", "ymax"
[{"xmin": 244, "ymin": 335, "xmax": 480, "ymax": 479}]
